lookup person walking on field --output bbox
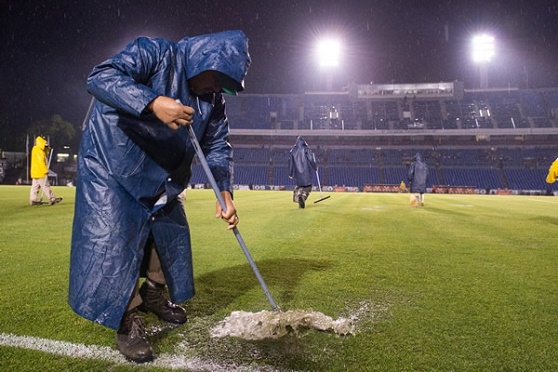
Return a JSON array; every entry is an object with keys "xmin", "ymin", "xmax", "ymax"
[
  {"xmin": 399, "ymin": 180, "xmax": 407, "ymax": 193},
  {"xmin": 29, "ymin": 136, "xmax": 62, "ymax": 205},
  {"xmin": 68, "ymin": 30, "xmax": 250, "ymax": 364},
  {"xmin": 288, "ymin": 136, "xmax": 317, "ymax": 209},
  {"xmin": 408, "ymin": 152, "xmax": 428, "ymax": 207}
]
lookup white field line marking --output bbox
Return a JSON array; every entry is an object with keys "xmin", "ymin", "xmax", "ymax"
[
  {"xmin": 527, "ymin": 198, "xmax": 558, "ymax": 204},
  {"xmin": 0, "ymin": 332, "xmax": 244, "ymax": 371}
]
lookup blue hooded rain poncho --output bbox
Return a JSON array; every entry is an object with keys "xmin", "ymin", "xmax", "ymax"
[
  {"xmin": 408, "ymin": 152, "xmax": 428, "ymax": 193},
  {"xmin": 288, "ymin": 136, "xmax": 316, "ymax": 187},
  {"xmin": 68, "ymin": 30, "xmax": 251, "ymax": 330}
]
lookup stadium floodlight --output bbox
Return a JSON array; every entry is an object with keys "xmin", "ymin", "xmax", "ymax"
[
  {"xmin": 471, "ymin": 34, "xmax": 495, "ymax": 88},
  {"xmin": 471, "ymin": 34, "xmax": 495, "ymax": 63},
  {"xmin": 315, "ymin": 37, "xmax": 342, "ymax": 90},
  {"xmin": 316, "ymin": 37, "xmax": 341, "ymax": 68}
]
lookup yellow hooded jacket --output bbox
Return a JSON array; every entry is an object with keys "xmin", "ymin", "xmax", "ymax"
[
  {"xmin": 31, "ymin": 136, "xmax": 49, "ymax": 179},
  {"xmin": 546, "ymin": 158, "xmax": 558, "ymax": 184}
]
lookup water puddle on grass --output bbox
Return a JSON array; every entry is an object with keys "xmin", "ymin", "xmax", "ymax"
[{"xmin": 210, "ymin": 310, "xmax": 355, "ymax": 340}]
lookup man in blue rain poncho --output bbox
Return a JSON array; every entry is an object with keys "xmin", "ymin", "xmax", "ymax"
[
  {"xmin": 288, "ymin": 136, "xmax": 317, "ymax": 208},
  {"xmin": 408, "ymin": 152, "xmax": 429, "ymax": 207},
  {"xmin": 68, "ymin": 30, "xmax": 250, "ymax": 363}
]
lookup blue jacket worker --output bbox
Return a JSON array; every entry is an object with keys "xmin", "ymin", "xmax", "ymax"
[
  {"xmin": 68, "ymin": 30, "xmax": 251, "ymax": 363},
  {"xmin": 407, "ymin": 152, "xmax": 429, "ymax": 207},
  {"xmin": 288, "ymin": 136, "xmax": 317, "ymax": 208}
]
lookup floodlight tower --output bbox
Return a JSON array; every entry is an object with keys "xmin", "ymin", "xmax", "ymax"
[
  {"xmin": 471, "ymin": 34, "xmax": 495, "ymax": 89},
  {"xmin": 316, "ymin": 37, "xmax": 341, "ymax": 91}
]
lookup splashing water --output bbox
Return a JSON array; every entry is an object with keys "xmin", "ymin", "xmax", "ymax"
[{"xmin": 210, "ymin": 310, "xmax": 355, "ymax": 340}]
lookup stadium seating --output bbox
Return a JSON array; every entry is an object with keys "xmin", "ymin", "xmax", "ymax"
[{"xmin": 184, "ymin": 88, "xmax": 558, "ymax": 192}]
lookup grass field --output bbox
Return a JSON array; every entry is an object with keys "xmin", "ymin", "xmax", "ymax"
[{"xmin": 1, "ymin": 185, "xmax": 558, "ymax": 371}]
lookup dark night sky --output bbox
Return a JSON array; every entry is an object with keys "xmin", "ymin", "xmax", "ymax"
[{"xmin": 2, "ymin": 0, "xmax": 558, "ymax": 136}]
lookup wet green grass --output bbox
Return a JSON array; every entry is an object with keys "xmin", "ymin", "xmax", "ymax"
[{"xmin": 2, "ymin": 185, "xmax": 558, "ymax": 370}]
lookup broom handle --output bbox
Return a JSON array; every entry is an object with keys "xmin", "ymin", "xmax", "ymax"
[
  {"xmin": 47, "ymin": 146, "xmax": 54, "ymax": 170},
  {"xmin": 316, "ymin": 170, "xmax": 323, "ymax": 195},
  {"xmin": 187, "ymin": 124, "xmax": 279, "ymax": 311},
  {"xmin": 313, "ymin": 153, "xmax": 324, "ymax": 196}
]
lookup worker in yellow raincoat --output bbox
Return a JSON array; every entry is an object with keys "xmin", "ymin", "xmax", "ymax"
[
  {"xmin": 546, "ymin": 158, "xmax": 558, "ymax": 184},
  {"xmin": 29, "ymin": 136, "xmax": 62, "ymax": 205}
]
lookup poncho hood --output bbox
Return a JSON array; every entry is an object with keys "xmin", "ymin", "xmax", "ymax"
[
  {"xmin": 178, "ymin": 30, "xmax": 251, "ymax": 94},
  {"xmin": 35, "ymin": 136, "xmax": 47, "ymax": 150}
]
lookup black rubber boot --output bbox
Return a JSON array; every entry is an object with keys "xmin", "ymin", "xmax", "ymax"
[
  {"xmin": 139, "ymin": 279, "xmax": 187, "ymax": 324},
  {"xmin": 115, "ymin": 308, "xmax": 154, "ymax": 363}
]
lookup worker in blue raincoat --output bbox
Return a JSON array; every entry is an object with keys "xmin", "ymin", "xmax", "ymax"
[
  {"xmin": 288, "ymin": 136, "xmax": 317, "ymax": 208},
  {"xmin": 68, "ymin": 30, "xmax": 250, "ymax": 363},
  {"xmin": 407, "ymin": 152, "xmax": 429, "ymax": 206}
]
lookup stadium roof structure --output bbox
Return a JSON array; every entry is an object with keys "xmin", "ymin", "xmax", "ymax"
[{"xmin": 226, "ymin": 82, "xmax": 558, "ymax": 148}]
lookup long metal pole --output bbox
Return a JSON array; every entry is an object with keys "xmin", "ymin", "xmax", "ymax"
[
  {"xmin": 26, "ymin": 134, "xmax": 29, "ymax": 185},
  {"xmin": 81, "ymin": 97, "xmax": 95, "ymax": 131},
  {"xmin": 313, "ymin": 153, "xmax": 323, "ymax": 196},
  {"xmin": 187, "ymin": 125, "xmax": 279, "ymax": 311},
  {"xmin": 312, "ymin": 153, "xmax": 330, "ymax": 203},
  {"xmin": 47, "ymin": 146, "xmax": 54, "ymax": 170}
]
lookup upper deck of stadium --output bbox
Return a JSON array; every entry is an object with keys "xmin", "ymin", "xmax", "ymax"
[{"xmin": 225, "ymin": 82, "xmax": 558, "ymax": 148}]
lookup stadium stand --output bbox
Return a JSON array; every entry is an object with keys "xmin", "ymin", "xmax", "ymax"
[{"xmin": 185, "ymin": 84, "xmax": 558, "ymax": 194}]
